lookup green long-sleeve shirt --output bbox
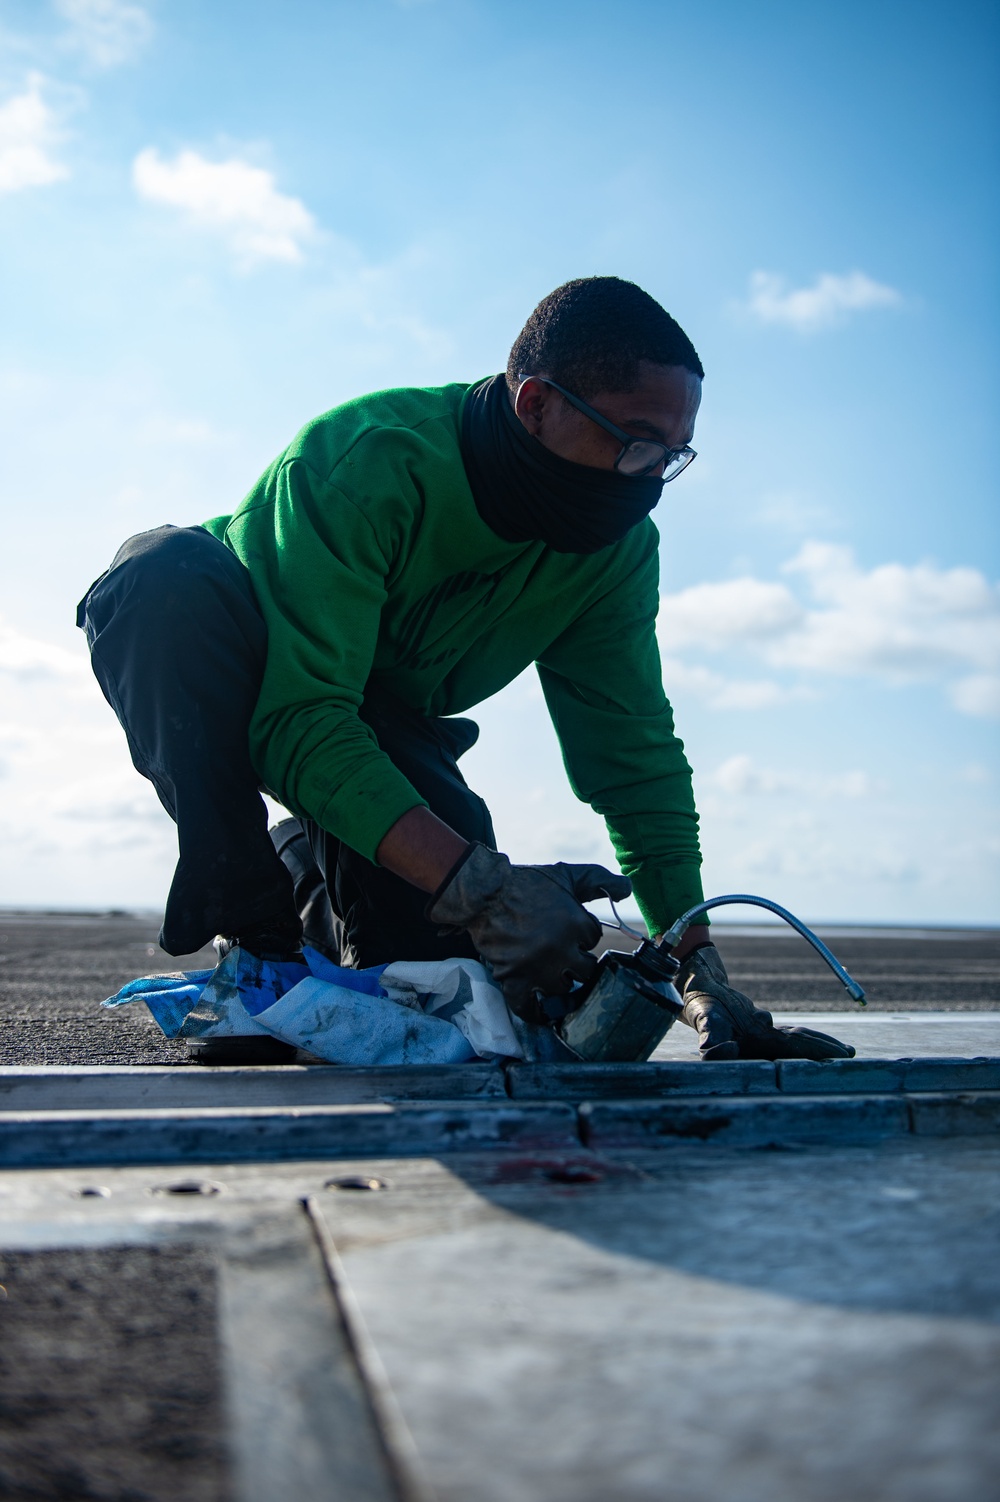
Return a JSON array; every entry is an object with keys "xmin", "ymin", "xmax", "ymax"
[{"xmin": 204, "ymin": 380, "xmax": 703, "ymax": 932}]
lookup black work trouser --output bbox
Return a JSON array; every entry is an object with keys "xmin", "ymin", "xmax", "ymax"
[{"xmin": 77, "ymin": 525, "xmax": 495, "ymax": 965}]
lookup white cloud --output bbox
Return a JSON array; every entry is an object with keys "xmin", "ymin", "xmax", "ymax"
[
  {"xmin": 0, "ymin": 75, "xmax": 68, "ymax": 194},
  {"xmin": 0, "ymin": 658, "xmax": 176, "ymax": 905},
  {"xmin": 951, "ymin": 674, "xmax": 1000, "ymax": 718},
  {"xmin": 55, "ymin": 0, "xmax": 152, "ymax": 69},
  {"xmin": 132, "ymin": 148, "xmax": 316, "ymax": 265},
  {"xmin": 659, "ymin": 577, "xmax": 802, "ymax": 652},
  {"xmin": 705, "ymin": 827, "xmax": 924, "ymax": 890},
  {"xmin": 0, "ymin": 618, "xmax": 87, "ymax": 680},
  {"xmin": 50, "ymin": 773, "xmax": 170, "ymax": 828},
  {"xmin": 744, "ymin": 270, "xmax": 902, "ymax": 332},
  {"xmin": 705, "ymin": 754, "xmax": 876, "ymax": 801},
  {"xmin": 776, "ymin": 543, "xmax": 1000, "ymax": 685},
  {"xmin": 659, "ymin": 656, "xmax": 804, "ymax": 711},
  {"xmin": 658, "ymin": 543, "xmax": 1000, "ymax": 717}
]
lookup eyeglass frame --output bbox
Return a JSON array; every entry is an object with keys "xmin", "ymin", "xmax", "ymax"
[{"xmin": 518, "ymin": 374, "xmax": 697, "ymax": 480}]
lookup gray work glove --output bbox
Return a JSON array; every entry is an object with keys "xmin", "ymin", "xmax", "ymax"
[
  {"xmin": 677, "ymin": 943, "xmax": 855, "ymax": 1061},
  {"xmin": 426, "ymin": 843, "xmax": 631, "ymax": 1022}
]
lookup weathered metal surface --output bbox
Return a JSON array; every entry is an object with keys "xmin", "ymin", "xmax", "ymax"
[
  {"xmin": 219, "ymin": 1207, "xmax": 408, "ymax": 1502},
  {"xmin": 580, "ymin": 1093, "xmax": 913, "ymax": 1148},
  {"xmin": 0, "ymin": 1100, "xmax": 580, "ymax": 1168},
  {"xmin": 777, "ymin": 1056, "xmax": 1000, "ymax": 1093},
  {"xmin": 3, "ymin": 1057, "xmax": 997, "ymax": 1121},
  {"xmin": 908, "ymin": 1091, "xmax": 1000, "ymax": 1136},
  {"xmin": 517, "ymin": 1057, "xmax": 1000, "ymax": 1099},
  {"xmin": 304, "ymin": 1196, "xmax": 437, "ymax": 1502},
  {"xmin": 509, "ymin": 1059, "xmax": 778, "ymax": 1097},
  {"xmin": 4, "ymin": 1085, "xmax": 997, "ymax": 1169},
  {"xmin": 2, "ymin": 1137, "xmax": 998, "ymax": 1502},
  {"xmin": 0, "ymin": 1062, "xmax": 507, "ymax": 1111},
  {"xmin": 321, "ymin": 1144, "xmax": 1000, "ymax": 1502}
]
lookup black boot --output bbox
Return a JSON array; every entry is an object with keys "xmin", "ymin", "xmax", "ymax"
[
  {"xmin": 188, "ymin": 1035, "xmax": 300, "ymax": 1066},
  {"xmin": 195, "ymin": 865, "xmax": 308, "ymax": 1066},
  {"xmin": 190, "ymin": 822, "xmax": 334, "ymax": 1066},
  {"xmin": 270, "ymin": 818, "xmax": 343, "ymax": 961}
]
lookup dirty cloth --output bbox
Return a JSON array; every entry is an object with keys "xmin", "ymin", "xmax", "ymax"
[{"xmin": 104, "ymin": 947, "xmax": 538, "ymax": 1064}]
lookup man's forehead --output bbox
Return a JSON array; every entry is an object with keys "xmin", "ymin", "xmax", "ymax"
[
  {"xmin": 598, "ymin": 363, "xmax": 702, "ymax": 442},
  {"xmin": 598, "ymin": 362, "xmax": 700, "ymax": 404}
]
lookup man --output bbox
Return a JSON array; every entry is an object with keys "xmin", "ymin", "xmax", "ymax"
[{"xmin": 79, "ymin": 276, "xmax": 851, "ymax": 1063}]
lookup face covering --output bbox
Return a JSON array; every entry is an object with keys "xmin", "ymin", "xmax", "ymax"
[{"xmin": 459, "ymin": 374, "xmax": 665, "ymax": 554}]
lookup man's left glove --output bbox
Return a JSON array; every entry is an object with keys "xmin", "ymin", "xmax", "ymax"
[
  {"xmin": 677, "ymin": 943, "xmax": 855, "ymax": 1061},
  {"xmin": 426, "ymin": 843, "xmax": 632, "ymax": 1022}
]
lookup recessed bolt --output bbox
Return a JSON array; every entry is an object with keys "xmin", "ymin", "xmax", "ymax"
[
  {"xmin": 324, "ymin": 1175, "xmax": 387, "ymax": 1192},
  {"xmin": 151, "ymin": 1179, "xmax": 223, "ymax": 1196}
]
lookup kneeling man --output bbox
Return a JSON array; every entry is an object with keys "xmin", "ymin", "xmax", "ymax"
[{"xmin": 78, "ymin": 276, "xmax": 850, "ymax": 1062}]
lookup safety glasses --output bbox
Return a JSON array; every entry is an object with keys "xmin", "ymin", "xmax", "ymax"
[{"xmin": 525, "ymin": 375, "xmax": 697, "ymax": 480}]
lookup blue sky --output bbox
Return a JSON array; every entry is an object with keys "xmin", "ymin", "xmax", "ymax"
[{"xmin": 0, "ymin": 0, "xmax": 997, "ymax": 923}]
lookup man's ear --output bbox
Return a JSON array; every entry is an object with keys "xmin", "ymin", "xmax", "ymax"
[{"xmin": 512, "ymin": 376, "xmax": 550, "ymax": 436}]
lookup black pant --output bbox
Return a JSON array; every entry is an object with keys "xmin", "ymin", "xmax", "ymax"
[{"xmin": 77, "ymin": 525, "xmax": 496, "ymax": 965}]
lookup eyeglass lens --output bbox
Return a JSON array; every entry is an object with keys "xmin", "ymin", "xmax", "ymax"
[
  {"xmin": 660, "ymin": 449, "xmax": 695, "ymax": 482},
  {"xmin": 617, "ymin": 443, "xmax": 696, "ymax": 479}
]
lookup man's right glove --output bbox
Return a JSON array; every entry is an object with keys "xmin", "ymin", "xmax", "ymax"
[
  {"xmin": 426, "ymin": 843, "xmax": 632, "ymax": 1022},
  {"xmin": 677, "ymin": 942, "xmax": 856, "ymax": 1061}
]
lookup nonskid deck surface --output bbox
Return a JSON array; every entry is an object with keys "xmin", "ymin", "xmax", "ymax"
[{"xmin": 1, "ymin": 910, "xmax": 997, "ymax": 1066}]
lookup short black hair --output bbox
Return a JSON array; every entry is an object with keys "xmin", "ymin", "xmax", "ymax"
[{"xmin": 506, "ymin": 276, "xmax": 704, "ymax": 400}]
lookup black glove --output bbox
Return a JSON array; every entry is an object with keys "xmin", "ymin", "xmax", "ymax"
[
  {"xmin": 426, "ymin": 843, "xmax": 631, "ymax": 1022},
  {"xmin": 677, "ymin": 943, "xmax": 855, "ymax": 1061}
]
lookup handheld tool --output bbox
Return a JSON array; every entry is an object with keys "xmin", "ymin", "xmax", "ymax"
[{"xmin": 558, "ymin": 893, "xmax": 867, "ymax": 1063}]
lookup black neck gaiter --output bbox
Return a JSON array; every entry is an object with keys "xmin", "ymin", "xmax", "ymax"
[{"xmin": 459, "ymin": 374, "xmax": 665, "ymax": 554}]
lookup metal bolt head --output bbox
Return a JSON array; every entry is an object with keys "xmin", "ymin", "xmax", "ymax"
[
  {"xmin": 151, "ymin": 1179, "xmax": 224, "ymax": 1197},
  {"xmin": 324, "ymin": 1175, "xmax": 387, "ymax": 1192}
]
